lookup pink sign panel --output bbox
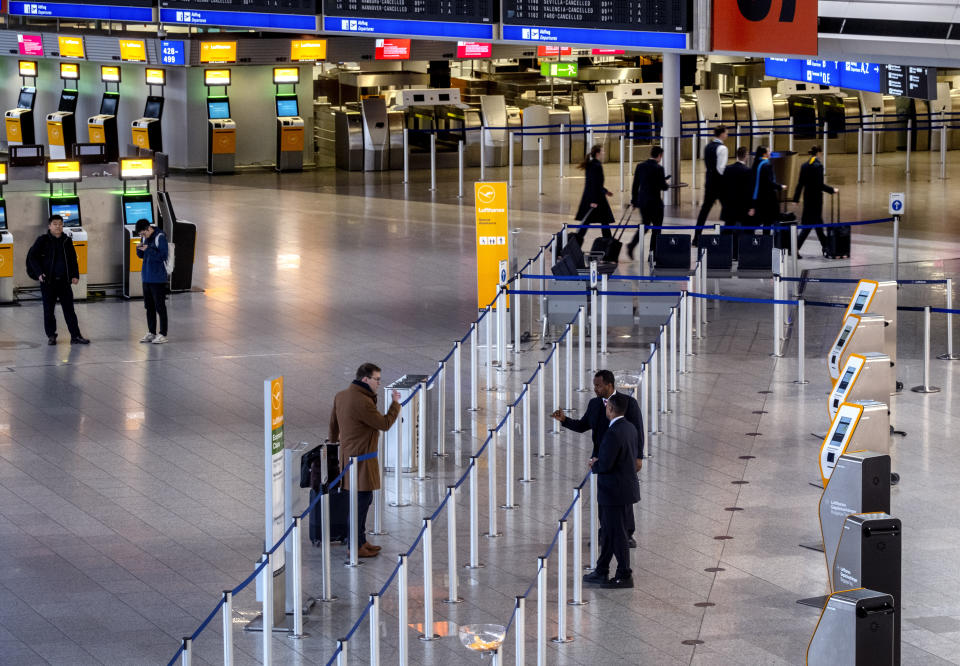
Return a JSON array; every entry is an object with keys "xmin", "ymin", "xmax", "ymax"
[
  {"xmin": 592, "ymin": 49, "xmax": 625, "ymax": 55},
  {"xmin": 457, "ymin": 42, "xmax": 492, "ymax": 58},
  {"xmin": 18, "ymin": 34, "xmax": 44, "ymax": 57}
]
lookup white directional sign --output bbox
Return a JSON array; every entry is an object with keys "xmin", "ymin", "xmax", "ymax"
[{"xmin": 889, "ymin": 192, "xmax": 904, "ymax": 215}]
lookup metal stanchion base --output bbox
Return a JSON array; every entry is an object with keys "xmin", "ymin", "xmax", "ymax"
[
  {"xmin": 433, "ymin": 452, "xmax": 449, "ymax": 458},
  {"xmin": 414, "ymin": 475, "xmax": 432, "ymax": 481},
  {"xmin": 576, "ymin": 388, "xmax": 590, "ymax": 393},
  {"xmin": 319, "ymin": 595, "xmax": 338, "ymax": 603},
  {"xmin": 483, "ymin": 531, "xmax": 503, "ymax": 538},
  {"xmin": 500, "ymin": 503, "xmax": 519, "ymax": 510},
  {"xmin": 519, "ymin": 477, "xmax": 536, "ymax": 483},
  {"xmin": 568, "ymin": 599, "xmax": 589, "ymax": 606},
  {"xmin": 911, "ymin": 385, "xmax": 941, "ymax": 393},
  {"xmin": 794, "ymin": 379, "xmax": 810, "ymax": 385},
  {"xmin": 551, "ymin": 636, "xmax": 574, "ymax": 644},
  {"xmin": 245, "ymin": 606, "xmax": 315, "ymax": 634},
  {"xmin": 368, "ymin": 529, "xmax": 388, "ymax": 536},
  {"xmin": 668, "ymin": 389, "xmax": 680, "ymax": 394},
  {"xmin": 659, "ymin": 410, "xmax": 672, "ymax": 415},
  {"xmin": 937, "ymin": 353, "xmax": 960, "ymax": 360},
  {"xmin": 419, "ymin": 633, "xmax": 441, "ymax": 641},
  {"xmin": 536, "ymin": 453, "xmax": 552, "ymax": 458},
  {"xmin": 344, "ymin": 561, "xmax": 365, "ymax": 568},
  {"xmin": 389, "ymin": 501, "xmax": 411, "ymax": 507},
  {"xmin": 443, "ymin": 597, "xmax": 464, "ymax": 604},
  {"xmin": 464, "ymin": 563, "xmax": 485, "ymax": 569}
]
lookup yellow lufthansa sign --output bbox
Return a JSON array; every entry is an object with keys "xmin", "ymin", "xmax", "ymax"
[
  {"xmin": 18, "ymin": 60, "xmax": 37, "ymax": 77},
  {"xmin": 58, "ymin": 36, "xmax": 85, "ymax": 59},
  {"xmin": 145, "ymin": 68, "xmax": 165, "ymax": 86},
  {"xmin": 291, "ymin": 39, "xmax": 326, "ymax": 62},
  {"xmin": 120, "ymin": 158, "xmax": 154, "ymax": 179},
  {"xmin": 273, "ymin": 67, "xmax": 299, "ymax": 84},
  {"xmin": 119, "ymin": 39, "xmax": 146, "ymax": 62},
  {"xmin": 474, "ymin": 182, "xmax": 509, "ymax": 310},
  {"xmin": 204, "ymin": 69, "xmax": 231, "ymax": 86},
  {"xmin": 0, "ymin": 244, "xmax": 13, "ymax": 279},
  {"xmin": 270, "ymin": 376, "xmax": 284, "ymax": 433},
  {"xmin": 0, "ymin": 163, "xmax": 7, "ymax": 184},
  {"xmin": 46, "ymin": 160, "xmax": 81, "ymax": 182},
  {"xmin": 59, "ymin": 62, "xmax": 79, "ymax": 80},
  {"xmin": 200, "ymin": 41, "xmax": 237, "ymax": 64},
  {"xmin": 100, "ymin": 66, "xmax": 121, "ymax": 83}
]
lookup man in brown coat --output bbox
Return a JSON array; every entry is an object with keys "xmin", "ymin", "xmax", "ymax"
[{"xmin": 329, "ymin": 363, "xmax": 401, "ymax": 558}]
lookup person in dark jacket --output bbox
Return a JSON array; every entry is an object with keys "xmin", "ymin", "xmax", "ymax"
[
  {"xmin": 582, "ymin": 393, "xmax": 641, "ymax": 588},
  {"xmin": 134, "ymin": 219, "xmax": 170, "ymax": 344},
  {"xmin": 627, "ymin": 146, "xmax": 670, "ymax": 260},
  {"xmin": 720, "ymin": 146, "xmax": 754, "ymax": 258},
  {"xmin": 552, "ymin": 369, "xmax": 643, "ymax": 546},
  {"xmin": 748, "ymin": 145, "xmax": 781, "ymax": 234},
  {"xmin": 694, "ymin": 125, "xmax": 729, "ymax": 246},
  {"xmin": 793, "ymin": 146, "xmax": 837, "ymax": 258},
  {"xmin": 25, "ymin": 215, "xmax": 89, "ymax": 345},
  {"xmin": 574, "ymin": 144, "xmax": 614, "ymax": 244}
]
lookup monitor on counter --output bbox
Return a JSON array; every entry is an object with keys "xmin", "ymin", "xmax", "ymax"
[
  {"xmin": 123, "ymin": 199, "xmax": 154, "ymax": 226},
  {"xmin": 99, "ymin": 94, "xmax": 119, "ymax": 116},
  {"xmin": 207, "ymin": 100, "xmax": 230, "ymax": 120},
  {"xmin": 143, "ymin": 96, "xmax": 164, "ymax": 119},
  {"xmin": 51, "ymin": 201, "xmax": 81, "ymax": 228},
  {"xmin": 17, "ymin": 87, "xmax": 35, "ymax": 109},
  {"xmin": 276, "ymin": 97, "xmax": 299, "ymax": 117},
  {"xmin": 0, "ymin": 201, "xmax": 7, "ymax": 231},
  {"xmin": 58, "ymin": 90, "xmax": 78, "ymax": 111}
]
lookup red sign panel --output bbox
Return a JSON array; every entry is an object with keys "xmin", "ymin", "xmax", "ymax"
[
  {"xmin": 457, "ymin": 42, "xmax": 492, "ymax": 58},
  {"xmin": 17, "ymin": 34, "xmax": 44, "ymax": 57},
  {"xmin": 537, "ymin": 45, "xmax": 572, "ymax": 57},
  {"xmin": 592, "ymin": 49, "xmax": 625, "ymax": 55},
  {"xmin": 375, "ymin": 39, "xmax": 410, "ymax": 61},
  {"xmin": 713, "ymin": 0, "xmax": 817, "ymax": 55}
]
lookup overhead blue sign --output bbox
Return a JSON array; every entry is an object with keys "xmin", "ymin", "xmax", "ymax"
[
  {"xmin": 9, "ymin": 1, "xmax": 153, "ymax": 21},
  {"xmin": 322, "ymin": 16, "xmax": 493, "ymax": 39},
  {"xmin": 804, "ymin": 60, "xmax": 840, "ymax": 86},
  {"xmin": 764, "ymin": 58, "xmax": 804, "ymax": 82},
  {"xmin": 160, "ymin": 40, "xmax": 186, "ymax": 66},
  {"xmin": 502, "ymin": 24, "xmax": 687, "ymax": 50},
  {"xmin": 159, "ymin": 8, "xmax": 316, "ymax": 31},
  {"xmin": 840, "ymin": 62, "xmax": 882, "ymax": 94},
  {"xmin": 765, "ymin": 57, "xmax": 883, "ymax": 94}
]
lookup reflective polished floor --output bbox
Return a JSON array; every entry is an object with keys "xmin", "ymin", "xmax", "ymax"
[{"xmin": 1, "ymin": 148, "xmax": 959, "ymax": 664}]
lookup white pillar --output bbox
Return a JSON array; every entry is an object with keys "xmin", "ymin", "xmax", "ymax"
[{"xmin": 661, "ymin": 53, "xmax": 681, "ymax": 207}]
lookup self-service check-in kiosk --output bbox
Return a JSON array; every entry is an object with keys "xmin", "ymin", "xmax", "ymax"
[
  {"xmin": 88, "ymin": 65, "xmax": 121, "ymax": 162},
  {"xmin": 205, "ymin": 69, "xmax": 236, "ymax": 174},
  {"xmin": 829, "ymin": 353, "xmax": 892, "ymax": 420},
  {"xmin": 131, "ymin": 69, "xmax": 165, "ymax": 153},
  {"xmin": 47, "ymin": 63, "xmax": 80, "ymax": 160},
  {"xmin": 807, "ymin": 588, "xmax": 895, "ymax": 666},
  {"xmin": 843, "ymin": 279, "xmax": 898, "ymax": 391},
  {"xmin": 6, "ymin": 61, "xmax": 38, "ymax": 149},
  {"xmin": 383, "ymin": 374, "xmax": 431, "ymax": 473},
  {"xmin": 45, "ymin": 160, "xmax": 87, "ymax": 300},
  {"xmin": 0, "ymin": 165, "xmax": 12, "ymax": 304},
  {"xmin": 274, "ymin": 68, "xmax": 304, "ymax": 172},
  {"xmin": 819, "ymin": 401, "xmax": 890, "ymax": 486},
  {"xmin": 360, "ymin": 97, "xmax": 389, "ymax": 172},
  {"xmin": 119, "ymin": 158, "xmax": 155, "ymax": 299},
  {"xmin": 828, "ymin": 314, "xmax": 886, "ymax": 381}
]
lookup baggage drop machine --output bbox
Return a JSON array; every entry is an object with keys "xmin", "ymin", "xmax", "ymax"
[
  {"xmin": 842, "ymin": 279, "xmax": 898, "ymax": 392},
  {"xmin": 47, "ymin": 63, "xmax": 80, "ymax": 160},
  {"xmin": 131, "ymin": 69, "xmax": 165, "ymax": 153},
  {"xmin": 829, "ymin": 353, "xmax": 892, "ymax": 420},
  {"xmin": 6, "ymin": 61, "xmax": 38, "ymax": 150},
  {"xmin": 88, "ymin": 66, "xmax": 121, "ymax": 162},
  {"xmin": 118, "ymin": 158, "xmax": 156, "ymax": 299},
  {"xmin": 204, "ymin": 69, "xmax": 236, "ymax": 174},
  {"xmin": 45, "ymin": 160, "xmax": 87, "ymax": 300},
  {"xmin": 827, "ymin": 314, "xmax": 886, "ymax": 381},
  {"xmin": 806, "ymin": 588, "xmax": 896, "ymax": 666},
  {"xmin": 0, "ymin": 165, "xmax": 12, "ymax": 304},
  {"xmin": 274, "ymin": 67, "xmax": 304, "ymax": 172},
  {"xmin": 818, "ymin": 401, "xmax": 892, "ymax": 488}
]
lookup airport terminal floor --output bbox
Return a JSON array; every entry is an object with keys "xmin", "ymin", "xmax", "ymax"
[{"xmin": 1, "ymin": 151, "xmax": 960, "ymax": 665}]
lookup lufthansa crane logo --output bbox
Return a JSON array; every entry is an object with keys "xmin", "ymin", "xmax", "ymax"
[
  {"xmin": 272, "ymin": 383, "xmax": 283, "ymax": 411},
  {"xmin": 477, "ymin": 185, "xmax": 497, "ymax": 204}
]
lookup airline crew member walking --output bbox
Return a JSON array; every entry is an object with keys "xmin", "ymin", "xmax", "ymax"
[
  {"xmin": 793, "ymin": 146, "xmax": 837, "ymax": 258},
  {"xmin": 627, "ymin": 145, "xmax": 670, "ymax": 260},
  {"xmin": 694, "ymin": 125, "xmax": 729, "ymax": 246},
  {"xmin": 574, "ymin": 144, "xmax": 614, "ymax": 245}
]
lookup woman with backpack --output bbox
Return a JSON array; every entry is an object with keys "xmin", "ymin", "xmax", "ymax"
[{"xmin": 134, "ymin": 218, "xmax": 170, "ymax": 344}]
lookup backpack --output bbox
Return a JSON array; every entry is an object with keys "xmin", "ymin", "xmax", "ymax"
[{"xmin": 155, "ymin": 231, "xmax": 175, "ymax": 275}]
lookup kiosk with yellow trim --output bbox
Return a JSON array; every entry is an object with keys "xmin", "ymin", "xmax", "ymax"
[
  {"xmin": 806, "ymin": 588, "xmax": 895, "ymax": 665},
  {"xmin": 88, "ymin": 66, "xmax": 121, "ymax": 162},
  {"xmin": 0, "ymin": 165, "xmax": 13, "ymax": 304},
  {"xmin": 45, "ymin": 160, "xmax": 87, "ymax": 300},
  {"xmin": 204, "ymin": 69, "xmax": 236, "ymax": 174},
  {"xmin": 827, "ymin": 314, "xmax": 886, "ymax": 381},
  {"xmin": 273, "ymin": 68, "xmax": 304, "ymax": 172},
  {"xmin": 828, "ymin": 352, "xmax": 892, "ymax": 420},
  {"xmin": 842, "ymin": 279, "xmax": 898, "ymax": 391},
  {"xmin": 119, "ymin": 158, "xmax": 155, "ymax": 299},
  {"xmin": 6, "ymin": 61, "xmax": 38, "ymax": 149},
  {"xmin": 46, "ymin": 63, "xmax": 81, "ymax": 160},
  {"xmin": 131, "ymin": 69, "xmax": 165, "ymax": 153},
  {"xmin": 818, "ymin": 401, "xmax": 890, "ymax": 486}
]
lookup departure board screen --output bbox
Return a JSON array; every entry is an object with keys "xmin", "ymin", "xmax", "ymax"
[
  {"xmin": 323, "ymin": 0, "xmax": 497, "ymax": 24},
  {"xmin": 503, "ymin": 0, "xmax": 689, "ymax": 32},
  {"xmin": 161, "ymin": 1, "xmax": 317, "ymax": 13}
]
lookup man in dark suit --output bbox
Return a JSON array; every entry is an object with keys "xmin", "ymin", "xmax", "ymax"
[
  {"xmin": 793, "ymin": 146, "xmax": 837, "ymax": 258},
  {"xmin": 720, "ymin": 146, "xmax": 753, "ymax": 259},
  {"xmin": 627, "ymin": 146, "xmax": 670, "ymax": 260},
  {"xmin": 552, "ymin": 369, "xmax": 643, "ymax": 546},
  {"xmin": 583, "ymin": 393, "xmax": 641, "ymax": 588},
  {"xmin": 694, "ymin": 125, "xmax": 729, "ymax": 246}
]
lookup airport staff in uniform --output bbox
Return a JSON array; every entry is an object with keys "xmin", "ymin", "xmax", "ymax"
[
  {"xmin": 25, "ymin": 215, "xmax": 90, "ymax": 346},
  {"xmin": 694, "ymin": 125, "xmax": 729, "ymax": 246},
  {"xmin": 552, "ymin": 370, "xmax": 643, "ymax": 546},
  {"xmin": 329, "ymin": 363, "xmax": 401, "ymax": 559},
  {"xmin": 582, "ymin": 393, "xmax": 641, "ymax": 588},
  {"xmin": 135, "ymin": 219, "xmax": 170, "ymax": 344},
  {"xmin": 627, "ymin": 145, "xmax": 670, "ymax": 260},
  {"xmin": 720, "ymin": 146, "xmax": 753, "ymax": 258},
  {"xmin": 749, "ymin": 145, "xmax": 781, "ymax": 233},
  {"xmin": 574, "ymin": 144, "xmax": 614, "ymax": 245},
  {"xmin": 793, "ymin": 146, "xmax": 837, "ymax": 258}
]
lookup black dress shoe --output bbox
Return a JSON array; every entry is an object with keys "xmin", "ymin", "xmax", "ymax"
[
  {"xmin": 47, "ymin": 336, "xmax": 57, "ymax": 346},
  {"xmin": 628, "ymin": 537, "xmax": 637, "ymax": 548},
  {"xmin": 70, "ymin": 336, "xmax": 90, "ymax": 345},
  {"xmin": 626, "ymin": 244, "xmax": 636, "ymax": 260},
  {"xmin": 603, "ymin": 576, "xmax": 634, "ymax": 589},
  {"xmin": 583, "ymin": 570, "xmax": 609, "ymax": 585}
]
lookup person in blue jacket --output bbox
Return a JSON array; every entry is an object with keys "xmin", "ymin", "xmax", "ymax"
[{"xmin": 134, "ymin": 218, "xmax": 169, "ymax": 344}]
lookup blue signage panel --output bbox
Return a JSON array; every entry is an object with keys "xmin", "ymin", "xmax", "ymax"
[
  {"xmin": 9, "ymin": 1, "xmax": 153, "ymax": 21},
  {"xmin": 766, "ymin": 57, "xmax": 884, "ymax": 94},
  {"xmin": 322, "ymin": 16, "xmax": 493, "ymax": 39},
  {"xmin": 160, "ymin": 40, "xmax": 186, "ymax": 66},
  {"xmin": 501, "ymin": 24, "xmax": 687, "ymax": 50},
  {"xmin": 764, "ymin": 58, "xmax": 804, "ymax": 82},
  {"xmin": 159, "ymin": 8, "xmax": 317, "ymax": 30},
  {"xmin": 804, "ymin": 60, "xmax": 840, "ymax": 86},
  {"xmin": 840, "ymin": 62, "xmax": 882, "ymax": 94}
]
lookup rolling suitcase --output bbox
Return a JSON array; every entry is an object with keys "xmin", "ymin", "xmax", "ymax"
[
  {"xmin": 654, "ymin": 233, "xmax": 691, "ymax": 270},
  {"xmin": 309, "ymin": 487, "xmax": 350, "ymax": 546},
  {"xmin": 737, "ymin": 234, "xmax": 774, "ymax": 271},
  {"xmin": 588, "ymin": 206, "xmax": 632, "ymax": 262},
  {"xmin": 823, "ymin": 190, "xmax": 850, "ymax": 259}
]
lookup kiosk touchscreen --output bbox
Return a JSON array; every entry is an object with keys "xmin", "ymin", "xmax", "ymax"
[
  {"xmin": 88, "ymin": 66, "xmax": 121, "ymax": 162},
  {"xmin": 47, "ymin": 63, "xmax": 81, "ymax": 160},
  {"xmin": 204, "ymin": 69, "xmax": 236, "ymax": 174},
  {"xmin": 131, "ymin": 69, "xmax": 165, "ymax": 153},
  {"xmin": 274, "ymin": 67, "xmax": 304, "ymax": 172},
  {"xmin": 843, "ymin": 279, "xmax": 898, "ymax": 388},
  {"xmin": 6, "ymin": 61, "xmax": 38, "ymax": 147},
  {"xmin": 829, "ymin": 352, "xmax": 892, "ymax": 420},
  {"xmin": 45, "ymin": 160, "xmax": 87, "ymax": 300},
  {"xmin": 119, "ymin": 158, "xmax": 155, "ymax": 299},
  {"xmin": 827, "ymin": 314, "xmax": 886, "ymax": 380},
  {"xmin": 0, "ymin": 164, "xmax": 11, "ymax": 304},
  {"xmin": 818, "ymin": 401, "xmax": 890, "ymax": 486}
]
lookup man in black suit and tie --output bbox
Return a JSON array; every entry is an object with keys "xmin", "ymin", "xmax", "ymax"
[
  {"xmin": 552, "ymin": 369, "xmax": 643, "ymax": 546},
  {"xmin": 582, "ymin": 393, "xmax": 641, "ymax": 588},
  {"xmin": 627, "ymin": 145, "xmax": 670, "ymax": 260},
  {"xmin": 720, "ymin": 146, "xmax": 753, "ymax": 259}
]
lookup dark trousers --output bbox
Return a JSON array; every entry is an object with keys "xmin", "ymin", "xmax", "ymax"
[
  {"xmin": 143, "ymin": 282, "xmax": 168, "ymax": 336},
  {"xmin": 797, "ymin": 217, "xmax": 828, "ymax": 252},
  {"xmin": 356, "ymin": 490, "xmax": 373, "ymax": 545},
  {"xmin": 596, "ymin": 504, "xmax": 631, "ymax": 578},
  {"xmin": 628, "ymin": 203, "xmax": 664, "ymax": 252},
  {"xmin": 695, "ymin": 182, "xmax": 722, "ymax": 244},
  {"xmin": 40, "ymin": 279, "xmax": 81, "ymax": 339}
]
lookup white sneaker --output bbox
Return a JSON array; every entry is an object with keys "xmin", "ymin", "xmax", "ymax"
[
  {"xmin": 152, "ymin": 334, "xmax": 168, "ymax": 344},
  {"xmin": 140, "ymin": 333, "xmax": 155, "ymax": 343}
]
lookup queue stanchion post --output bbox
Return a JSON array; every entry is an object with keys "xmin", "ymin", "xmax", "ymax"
[
  {"xmin": 290, "ymin": 516, "xmax": 306, "ymax": 639},
  {"xmin": 419, "ymin": 518, "xmax": 439, "ymax": 640},
  {"xmin": 399, "ymin": 551, "xmax": 410, "ymax": 662},
  {"xmin": 822, "ymin": 122, "xmax": 829, "ymax": 177},
  {"xmin": 600, "ymin": 273, "xmax": 608, "ymax": 355},
  {"xmin": 559, "ymin": 123, "xmax": 566, "ymax": 179},
  {"xmin": 390, "ymin": 406, "xmax": 410, "ymax": 508},
  {"xmin": 619, "ymin": 134, "xmax": 625, "ymax": 193},
  {"xmin": 789, "ymin": 117, "xmax": 794, "ymax": 152},
  {"xmin": 485, "ymin": 308, "xmax": 493, "ymax": 391},
  {"xmin": 436, "ymin": 360, "xmax": 447, "ymax": 457},
  {"xmin": 514, "ymin": 277, "xmax": 521, "ymax": 358},
  {"xmin": 497, "ymin": 288, "xmax": 506, "ymax": 371},
  {"xmin": 893, "ymin": 214, "xmax": 900, "ymax": 283},
  {"xmin": 940, "ymin": 112, "xmax": 947, "ymax": 180},
  {"xmin": 372, "ymin": 441, "xmax": 385, "ymax": 534},
  {"xmin": 369, "ymin": 593, "xmax": 380, "ymax": 664},
  {"xmin": 772, "ymin": 275, "xmax": 782, "ymax": 357},
  {"xmin": 536, "ymin": 557, "xmax": 548, "ymax": 666},
  {"xmin": 692, "ymin": 121, "xmax": 699, "ymax": 193},
  {"xmin": 628, "ymin": 122, "xmax": 635, "ymax": 175},
  {"xmin": 417, "ymin": 380, "xmax": 428, "ymax": 479},
  {"xmin": 508, "ymin": 131, "xmax": 514, "ymax": 187},
  {"xmin": 320, "ymin": 450, "xmax": 336, "ymax": 599},
  {"xmin": 905, "ymin": 118, "xmax": 912, "ymax": 175},
  {"xmin": 467, "ymin": 457, "xmax": 483, "ymax": 568},
  {"xmin": 515, "ymin": 596, "xmax": 526, "ymax": 664},
  {"xmin": 570, "ymin": 488, "xmax": 587, "ymax": 604},
  {"xmin": 261, "ymin": 552, "xmax": 272, "ymax": 664},
  {"xmin": 453, "ymin": 340, "xmax": 463, "ymax": 431},
  {"xmin": 336, "ymin": 638, "xmax": 347, "ymax": 665},
  {"xmin": 938, "ymin": 278, "xmax": 959, "ymax": 360},
  {"xmin": 469, "ymin": 322, "xmax": 479, "ymax": 411},
  {"xmin": 503, "ymin": 407, "xmax": 517, "ymax": 508},
  {"xmin": 679, "ymin": 293, "xmax": 687, "ymax": 373},
  {"xmin": 669, "ymin": 306, "xmax": 679, "ymax": 393},
  {"xmin": 458, "ymin": 140, "xmax": 464, "ymax": 198},
  {"xmin": 649, "ymin": 343, "xmax": 660, "ymax": 434},
  {"xmin": 857, "ymin": 126, "xmax": 864, "ymax": 182},
  {"xmin": 588, "ymin": 473, "xmax": 598, "ymax": 568},
  {"xmin": 577, "ymin": 305, "xmax": 587, "ymax": 392},
  {"xmin": 795, "ymin": 299, "xmax": 808, "ymax": 385},
  {"xmin": 659, "ymin": 328, "xmax": 669, "ymax": 414},
  {"xmin": 429, "ymin": 133, "xmax": 437, "ymax": 192},
  {"xmin": 539, "ymin": 248, "xmax": 546, "ymax": 337},
  {"xmin": 686, "ymin": 277, "xmax": 695, "ymax": 356},
  {"xmin": 403, "ymin": 128, "xmax": 409, "ymax": 184},
  {"xmin": 538, "ymin": 137, "xmax": 544, "ymax": 195},
  {"xmin": 565, "ymin": 323, "xmax": 573, "ymax": 410},
  {"xmin": 551, "ymin": 519, "xmax": 572, "ymax": 643},
  {"xmin": 486, "ymin": 429, "xmax": 500, "ymax": 537},
  {"xmin": 521, "ymin": 383, "xmax": 533, "ymax": 482},
  {"xmin": 181, "ymin": 637, "xmax": 191, "ymax": 666},
  {"xmin": 445, "ymin": 486, "xmax": 463, "ymax": 602},
  {"xmin": 590, "ymin": 261, "xmax": 598, "ymax": 375},
  {"xmin": 222, "ymin": 590, "xmax": 233, "ymax": 663},
  {"xmin": 537, "ymin": 362, "xmax": 547, "ymax": 458},
  {"xmin": 912, "ymin": 306, "xmax": 942, "ymax": 393},
  {"xmin": 871, "ymin": 113, "xmax": 877, "ymax": 166},
  {"xmin": 480, "ymin": 126, "xmax": 486, "ymax": 181},
  {"xmin": 552, "ymin": 343, "xmax": 561, "ymax": 434},
  {"xmin": 347, "ymin": 459, "xmax": 361, "ymax": 567}
]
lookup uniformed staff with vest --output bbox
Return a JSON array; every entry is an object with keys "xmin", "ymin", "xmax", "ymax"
[
  {"xmin": 793, "ymin": 146, "xmax": 837, "ymax": 258},
  {"xmin": 694, "ymin": 125, "xmax": 729, "ymax": 246}
]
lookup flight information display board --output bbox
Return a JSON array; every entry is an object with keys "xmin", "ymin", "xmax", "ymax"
[
  {"xmin": 9, "ymin": 1, "xmax": 153, "ymax": 22},
  {"xmin": 322, "ymin": 0, "xmax": 496, "ymax": 38},
  {"xmin": 765, "ymin": 58, "xmax": 935, "ymax": 98},
  {"xmin": 160, "ymin": 1, "xmax": 318, "ymax": 30},
  {"xmin": 884, "ymin": 65, "xmax": 937, "ymax": 100}
]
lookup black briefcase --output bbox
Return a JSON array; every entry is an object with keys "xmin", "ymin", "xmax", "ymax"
[
  {"xmin": 737, "ymin": 234, "xmax": 773, "ymax": 271},
  {"xmin": 654, "ymin": 234, "xmax": 691, "ymax": 270},
  {"xmin": 701, "ymin": 234, "xmax": 733, "ymax": 270}
]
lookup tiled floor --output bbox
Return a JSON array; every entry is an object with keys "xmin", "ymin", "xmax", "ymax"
[{"xmin": 1, "ymin": 151, "xmax": 959, "ymax": 665}]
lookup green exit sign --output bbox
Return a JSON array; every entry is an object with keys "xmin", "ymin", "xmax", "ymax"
[{"xmin": 540, "ymin": 62, "xmax": 578, "ymax": 78}]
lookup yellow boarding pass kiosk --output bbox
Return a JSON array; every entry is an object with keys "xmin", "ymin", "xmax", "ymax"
[
  {"xmin": 88, "ymin": 66, "xmax": 121, "ymax": 162},
  {"xmin": 274, "ymin": 67, "xmax": 303, "ymax": 172},
  {"xmin": 119, "ymin": 158, "xmax": 155, "ymax": 299},
  {"xmin": 131, "ymin": 69, "xmax": 165, "ymax": 153},
  {"xmin": 204, "ymin": 69, "xmax": 236, "ymax": 174},
  {"xmin": 828, "ymin": 352, "xmax": 892, "ymax": 420},
  {"xmin": 0, "ymin": 164, "xmax": 12, "ymax": 304},
  {"xmin": 827, "ymin": 314, "xmax": 886, "ymax": 381},
  {"xmin": 6, "ymin": 61, "xmax": 38, "ymax": 149},
  {"xmin": 842, "ymin": 279, "xmax": 898, "ymax": 391},
  {"xmin": 818, "ymin": 400, "xmax": 892, "ymax": 487},
  {"xmin": 45, "ymin": 160, "xmax": 87, "ymax": 301},
  {"xmin": 47, "ymin": 63, "xmax": 81, "ymax": 160}
]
